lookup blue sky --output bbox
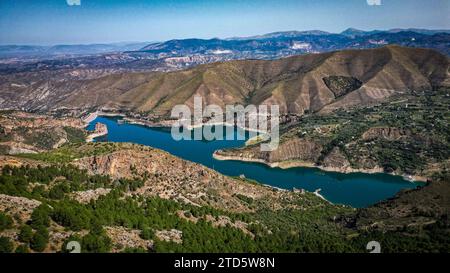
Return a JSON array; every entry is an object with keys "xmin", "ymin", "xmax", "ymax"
[{"xmin": 0, "ymin": 0, "xmax": 449, "ymax": 45}]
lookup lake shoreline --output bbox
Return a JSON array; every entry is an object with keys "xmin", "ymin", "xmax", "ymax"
[
  {"xmin": 84, "ymin": 114, "xmax": 424, "ymax": 208},
  {"xmin": 87, "ymin": 112, "xmax": 428, "ymax": 183},
  {"xmin": 212, "ymin": 152, "xmax": 428, "ymax": 183},
  {"xmin": 88, "ymin": 111, "xmax": 270, "ymax": 134},
  {"xmin": 86, "ymin": 122, "xmax": 108, "ymax": 142},
  {"xmin": 86, "ymin": 112, "xmax": 427, "ymax": 183}
]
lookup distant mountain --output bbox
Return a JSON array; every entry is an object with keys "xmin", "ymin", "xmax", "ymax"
[
  {"xmin": 3, "ymin": 28, "xmax": 449, "ymax": 61},
  {"xmin": 0, "ymin": 42, "xmax": 151, "ymax": 58},
  {"xmin": 387, "ymin": 28, "xmax": 450, "ymax": 35},
  {"xmin": 228, "ymin": 30, "xmax": 332, "ymax": 40},
  {"xmin": 46, "ymin": 42, "xmax": 151, "ymax": 55},
  {"xmin": 138, "ymin": 29, "xmax": 450, "ymax": 57},
  {"xmin": 341, "ymin": 28, "xmax": 450, "ymax": 37},
  {"xmin": 1, "ymin": 46, "xmax": 447, "ymax": 115},
  {"xmin": 340, "ymin": 28, "xmax": 381, "ymax": 38},
  {"xmin": 0, "ymin": 28, "xmax": 448, "ymax": 84},
  {"xmin": 0, "ymin": 45, "xmax": 49, "ymax": 57}
]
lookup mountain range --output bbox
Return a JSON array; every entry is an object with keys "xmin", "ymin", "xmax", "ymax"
[
  {"xmin": 0, "ymin": 42, "xmax": 152, "ymax": 59},
  {"xmin": 0, "ymin": 45, "xmax": 448, "ymax": 116},
  {"xmin": 1, "ymin": 28, "xmax": 449, "ymax": 64},
  {"xmin": 1, "ymin": 28, "xmax": 448, "ymax": 81},
  {"xmin": 138, "ymin": 28, "xmax": 450, "ymax": 57}
]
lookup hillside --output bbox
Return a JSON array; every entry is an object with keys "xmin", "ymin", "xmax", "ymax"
[
  {"xmin": 0, "ymin": 46, "xmax": 448, "ymax": 117},
  {"xmin": 0, "ymin": 112, "xmax": 87, "ymax": 154},
  {"xmin": 0, "ymin": 120, "xmax": 448, "ymax": 253},
  {"xmin": 215, "ymin": 88, "xmax": 450, "ymax": 180},
  {"xmin": 0, "ymin": 141, "xmax": 356, "ymax": 253}
]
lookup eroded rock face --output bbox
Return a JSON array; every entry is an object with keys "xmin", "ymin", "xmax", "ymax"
[
  {"xmin": 155, "ymin": 229, "xmax": 183, "ymax": 244},
  {"xmin": 216, "ymin": 137, "xmax": 322, "ymax": 164},
  {"xmin": 323, "ymin": 76, "xmax": 363, "ymax": 98},
  {"xmin": 0, "ymin": 112, "xmax": 84, "ymax": 130},
  {"xmin": 105, "ymin": 226, "xmax": 153, "ymax": 252},
  {"xmin": 0, "ymin": 155, "xmax": 47, "ymax": 169},
  {"xmin": 322, "ymin": 147, "xmax": 351, "ymax": 169},
  {"xmin": 0, "ymin": 194, "xmax": 41, "ymax": 222},
  {"xmin": 266, "ymin": 138, "xmax": 322, "ymax": 163},
  {"xmin": 362, "ymin": 127, "xmax": 411, "ymax": 141},
  {"xmin": 0, "ymin": 142, "xmax": 38, "ymax": 155},
  {"xmin": 71, "ymin": 188, "xmax": 112, "ymax": 204}
]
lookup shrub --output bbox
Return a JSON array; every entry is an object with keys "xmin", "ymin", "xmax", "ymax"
[
  {"xmin": 0, "ymin": 236, "xmax": 13, "ymax": 253},
  {"xmin": 15, "ymin": 244, "xmax": 30, "ymax": 253},
  {"xmin": 18, "ymin": 225, "xmax": 33, "ymax": 243},
  {"xmin": 30, "ymin": 227, "xmax": 49, "ymax": 252},
  {"xmin": 30, "ymin": 205, "xmax": 50, "ymax": 229},
  {"xmin": 0, "ymin": 212, "xmax": 13, "ymax": 231}
]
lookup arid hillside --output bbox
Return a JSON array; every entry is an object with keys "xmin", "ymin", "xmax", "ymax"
[
  {"xmin": 0, "ymin": 112, "xmax": 87, "ymax": 154},
  {"xmin": 0, "ymin": 46, "xmax": 448, "ymax": 116}
]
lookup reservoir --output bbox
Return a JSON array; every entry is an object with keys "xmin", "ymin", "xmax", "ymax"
[{"xmin": 88, "ymin": 116, "xmax": 421, "ymax": 208}]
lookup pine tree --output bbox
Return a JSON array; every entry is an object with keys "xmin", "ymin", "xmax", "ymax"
[
  {"xmin": 30, "ymin": 205, "xmax": 50, "ymax": 229},
  {"xmin": 30, "ymin": 227, "xmax": 49, "ymax": 252},
  {"xmin": 18, "ymin": 225, "xmax": 33, "ymax": 243},
  {"xmin": 0, "ymin": 236, "xmax": 13, "ymax": 253},
  {"xmin": 15, "ymin": 244, "xmax": 30, "ymax": 253},
  {"xmin": 0, "ymin": 212, "xmax": 13, "ymax": 231}
]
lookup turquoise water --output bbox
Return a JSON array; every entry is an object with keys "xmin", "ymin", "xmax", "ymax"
[{"xmin": 88, "ymin": 116, "xmax": 421, "ymax": 208}]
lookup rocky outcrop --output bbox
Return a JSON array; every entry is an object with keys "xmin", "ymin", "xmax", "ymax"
[
  {"xmin": 105, "ymin": 226, "xmax": 153, "ymax": 252},
  {"xmin": 0, "ymin": 112, "xmax": 84, "ymax": 130},
  {"xmin": 0, "ymin": 142, "xmax": 39, "ymax": 154},
  {"xmin": 0, "ymin": 194, "xmax": 41, "ymax": 222},
  {"xmin": 177, "ymin": 210, "xmax": 254, "ymax": 238},
  {"xmin": 72, "ymin": 143, "xmax": 309, "ymax": 212},
  {"xmin": 362, "ymin": 127, "xmax": 411, "ymax": 141},
  {"xmin": 205, "ymin": 215, "xmax": 254, "ymax": 238},
  {"xmin": 323, "ymin": 76, "xmax": 363, "ymax": 98},
  {"xmin": 216, "ymin": 137, "xmax": 322, "ymax": 165},
  {"xmin": 0, "ymin": 155, "xmax": 45, "ymax": 169},
  {"xmin": 155, "ymin": 229, "xmax": 183, "ymax": 244},
  {"xmin": 322, "ymin": 147, "xmax": 351, "ymax": 169},
  {"xmin": 71, "ymin": 188, "xmax": 112, "ymax": 204},
  {"xmin": 86, "ymin": 122, "xmax": 108, "ymax": 142}
]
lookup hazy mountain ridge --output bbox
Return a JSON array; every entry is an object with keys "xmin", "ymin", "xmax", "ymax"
[
  {"xmin": 340, "ymin": 28, "xmax": 450, "ymax": 37},
  {"xmin": 1, "ymin": 29, "xmax": 448, "ymax": 77},
  {"xmin": 0, "ymin": 42, "xmax": 152, "ymax": 59}
]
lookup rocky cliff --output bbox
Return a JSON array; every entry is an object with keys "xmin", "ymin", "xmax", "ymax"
[{"xmin": 73, "ymin": 143, "xmax": 309, "ymax": 212}]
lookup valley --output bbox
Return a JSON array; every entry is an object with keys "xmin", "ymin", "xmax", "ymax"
[
  {"xmin": 0, "ymin": 110, "xmax": 448, "ymax": 253},
  {"xmin": 84, "ymin": 116, "xmax": 421, "ymax": 208},
  {"xmin": 0, "ymin": 39, "xmax": 449, "ymax": 253}
]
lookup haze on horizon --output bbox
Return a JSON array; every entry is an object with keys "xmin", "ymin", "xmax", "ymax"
[{"xmin": 0, "ymin": 0, "xmax": 449, "ymax": 45}]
